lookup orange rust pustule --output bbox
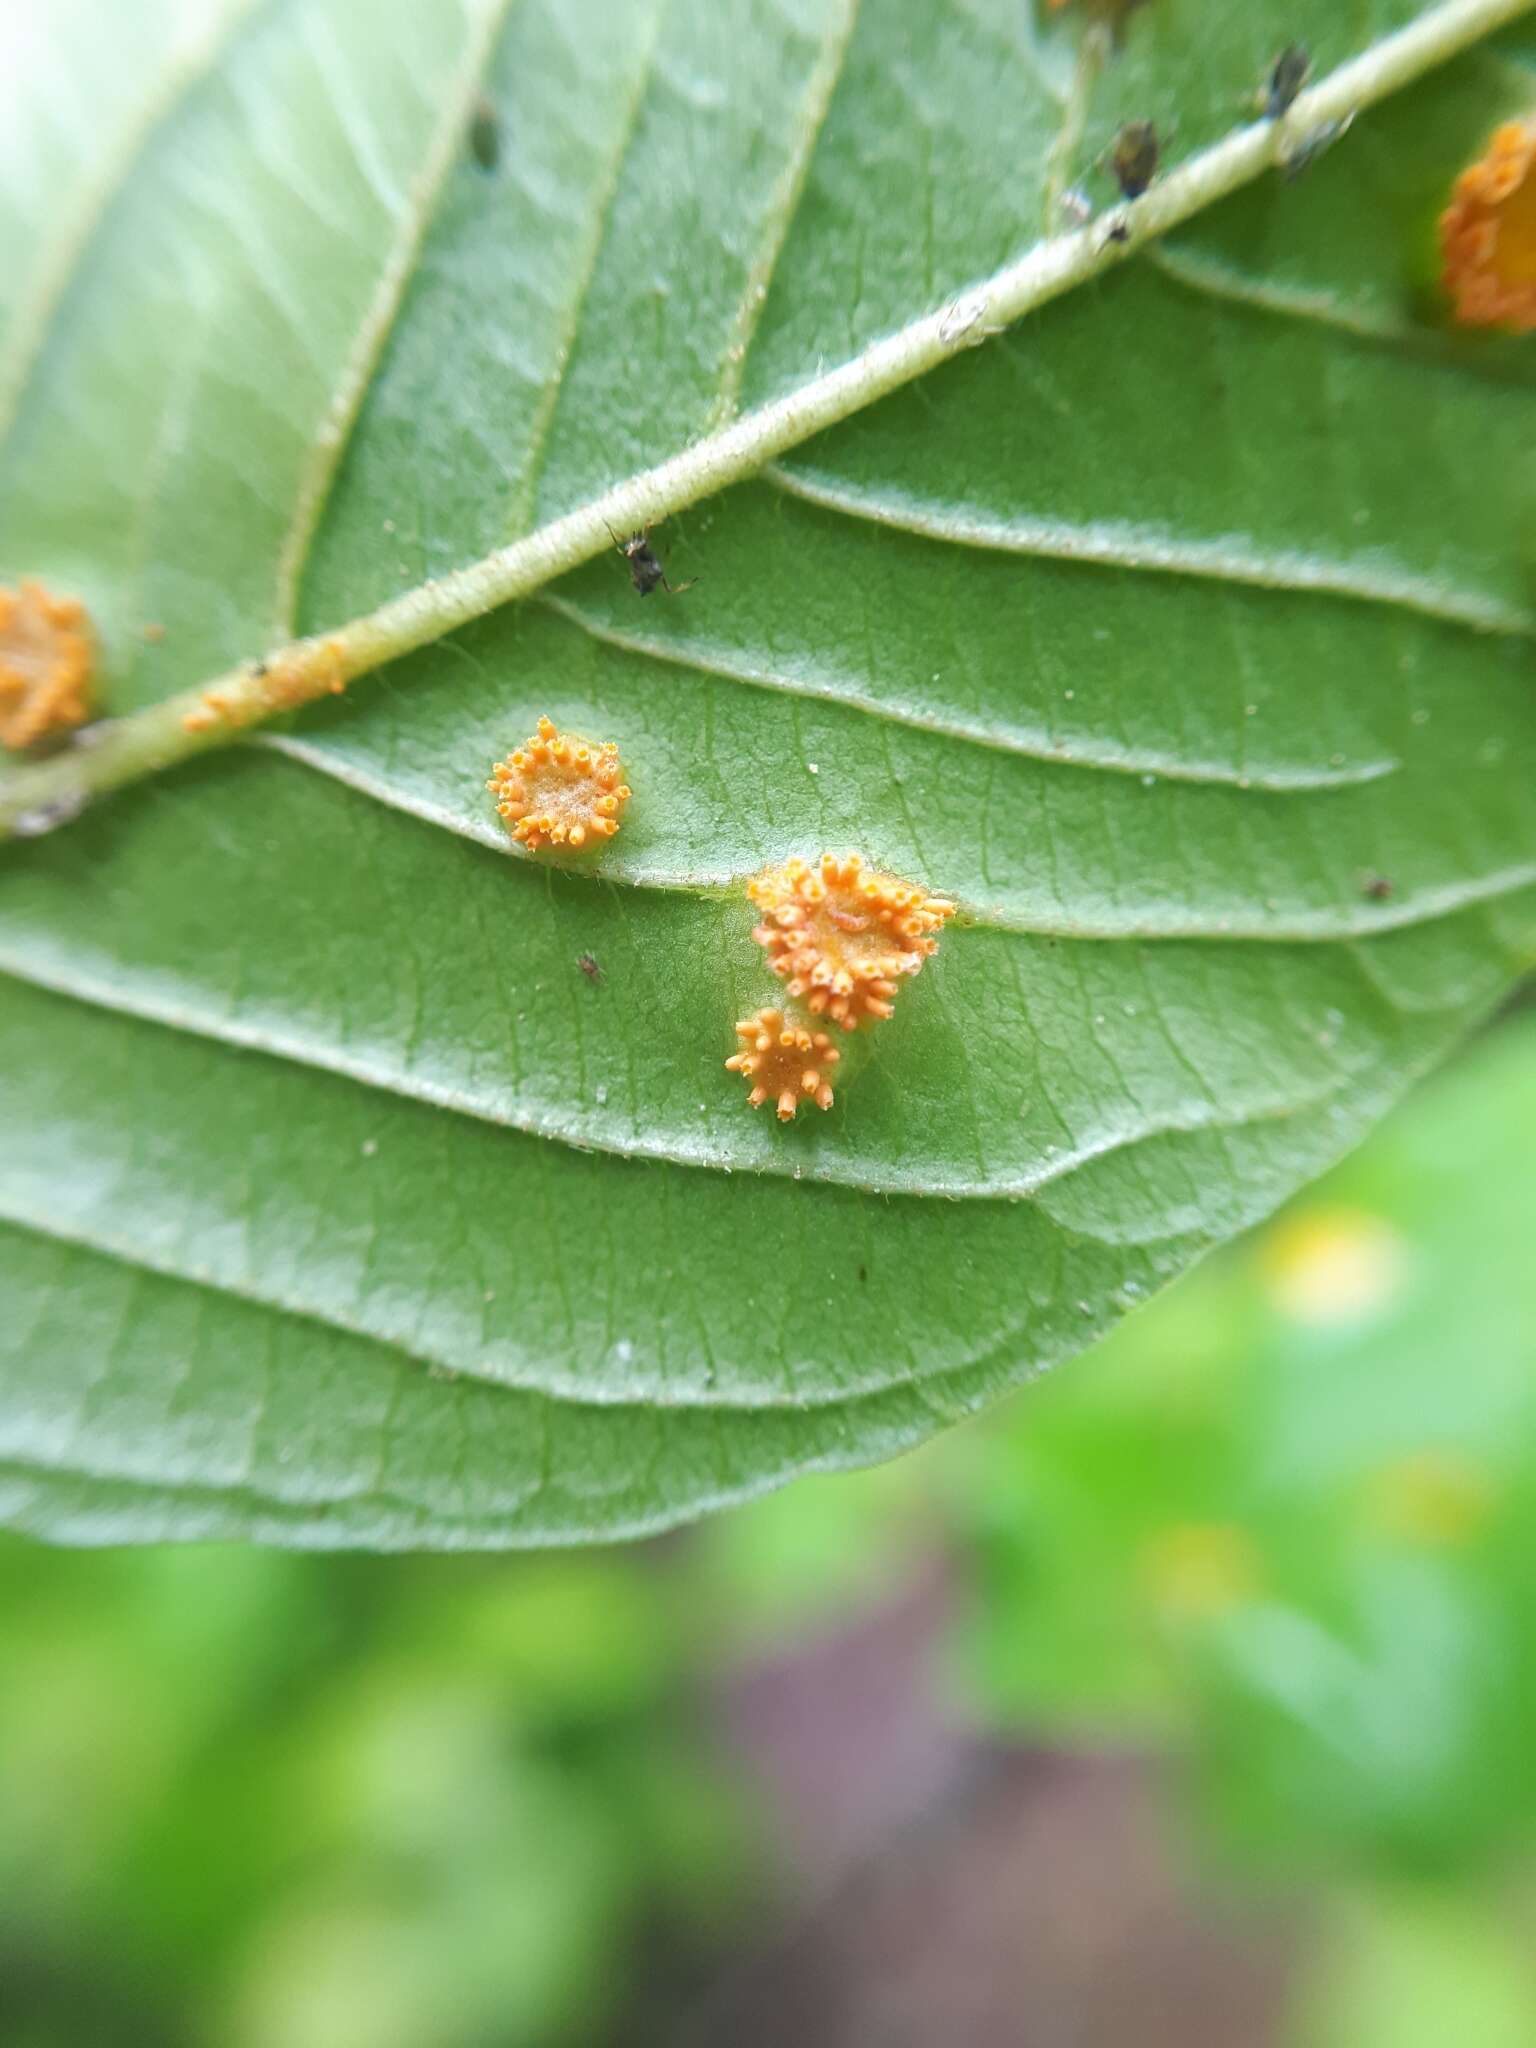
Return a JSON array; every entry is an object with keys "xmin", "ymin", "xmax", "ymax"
[
  {"xmin": 748, "ymin": 852, "xmax": 955, "ymax": 1031},
  {"xmin": 725, "ymin": 1006, "xmax": 840, "ymax": 1121},
  {"xmin": 182, "ymin": 638, "xmax": 351, "ymax": 735},
  {"xmin": 487, "ymin": 715, "xmax": 630, "ymax": 852},
  {"xmin": 0, "ymin": 580, "xmax": 94, "ymax": 749},
  {"xmin": 181, "ymin": 684, "xmax": 248, "ymax": 736},
  {"xmin": 1440, "ymin": 119, "xmax": 1536, "ymax": 332}
]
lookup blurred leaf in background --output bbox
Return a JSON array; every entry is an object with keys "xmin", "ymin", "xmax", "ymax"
[
  {"xmin": 0, "ymin": 1542, "xmax": 752, "ymax": 2048},
  {"xmin": 952, "ymin": 1009, "xmax": 1536, "ymax": 1884}
]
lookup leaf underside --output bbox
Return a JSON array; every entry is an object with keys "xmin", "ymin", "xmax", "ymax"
[{"xmin": 0, "ymin": 0, "xmax": 1533, "ymax": 1547}]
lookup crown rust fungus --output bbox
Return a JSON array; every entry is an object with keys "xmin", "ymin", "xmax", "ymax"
[
  {"xmin": 1441, "ymin": 120, "xmax": 1536, "ymax": 332},
  {"xmin": 181, "ymin": 637, "xmax": 348, "ymax": 735},
  {"xmin": 726, "ymin": 1007, "xmax": 840, "ymax": 1121},
  {"xmin": 488, "ymin": 716, "xmax": 630, "ymax": 852},
  {"xmin": 748, "ymin": 852, "xmax": 956, "ymax": 1031},
  {"xmin": 0, "ymin": 579, "xmax": 94, "ymax": 750}
]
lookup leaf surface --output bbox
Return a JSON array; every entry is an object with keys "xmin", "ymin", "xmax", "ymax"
[{"xmin": 0, "ymin": 0, "xmax": 1533, "ymax": 1546}]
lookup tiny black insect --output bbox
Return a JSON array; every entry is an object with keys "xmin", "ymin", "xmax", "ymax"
[
  {"xmin": 1279, "ymin": 111, "xmax": 1353, "ymax": 181},
  {"xmin": 1360, "ymin": 874, "xmax": 1394, "ymax": 903},
  {"xmin": 250, "ymin": 659, "xmax": 269, "ymax": 678},
  {"xmin": 577, "ymin": 952, "xmax": 603, "ymax": 983},
  {"xmin": 607, "ymin": 523, "xmax": 696, "ymax": 598},
  {"xmin": 858, "ymin": 1265, "xmax": 868, "ymax": 1283},
  {"xmin": 1264, "ymin": 43, "xmax": 1310, "ymax": 119},
  {"xmin": 468, "ymin": 95, "xmax": 501, "ymax": 172},
  {"xmin": 1110, "ymin": 120, "xmax": 1159, "ymax": 200}
]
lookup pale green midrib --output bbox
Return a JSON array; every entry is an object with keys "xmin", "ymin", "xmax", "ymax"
[
  {"xmin": 0, "ymin": 0, "xmax": 268, "ymax": 456},
  {"xmin": 274, "ymin": 0, "xmax": 520, "ymax": 638},
  {"xmin": 539, "ymin": 594, "xmax": 1398, "ymax": 792},
  {"xmin": 764, "ymin": 464, "xmax": 1536, "ymax": 642},
  {"xmin": 258, "ymin": 737, "xmax": 1536, "ymax": 941},
  {"xmin": 0, "ymin": 936, "xmax": 1443, "ymax": 1206},
  {"xmin": 2, "ymin": 0, "xmax": 1525, "ymax": 842}
]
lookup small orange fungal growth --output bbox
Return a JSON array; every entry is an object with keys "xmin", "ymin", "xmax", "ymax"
[
  {"xmin": 748, "ymin": 852, "xmax": 955, "ymax": 1030},
  {"xmin": 182, "ymin": 685, "xmax": 240, "ymax": 736},
  {"xmin": 487, "ymin": 715, "xmax": 630, "ymax": 852},
  {"xmin": 726, "ymin": 1007, "xmax": 839, "ymax": 1120},
  {"xmin": 0, "ymin": 579, "xmax": 94, "ymax": 749},
  {"xmin": 1440, "ymin": 119, "xmax": 1536, "ymax": 331}
]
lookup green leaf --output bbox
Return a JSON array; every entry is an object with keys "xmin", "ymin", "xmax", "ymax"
[{"xmin": 0, "ymin": 0, "xmax": 1532, "ymax": 1547}]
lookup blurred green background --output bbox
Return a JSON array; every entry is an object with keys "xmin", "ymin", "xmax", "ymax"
[{"xmin": 5, "ymin": 1004, "xmax": 1535, "ymax": 2048}]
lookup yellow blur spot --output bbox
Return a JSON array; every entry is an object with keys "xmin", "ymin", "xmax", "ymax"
[
  {"xmin": 1360, "ymin": 1450, "xmax": 1495, "ymax": 1551},
  {"xmin": 1142, "ymin": 1522, "xmax": 1258, "ymax": 1621},
  {"xmin": 1262, "ymin": 1206, "xmax": 1408, "ymax": 1327}
]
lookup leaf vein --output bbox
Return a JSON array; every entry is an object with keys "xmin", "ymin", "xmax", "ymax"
[
  {"xmin": 503, "ymin": 0, "xmax": 667, "ymax": 537},
  {"xmin": 0, "ymin": 0, "xmax": 265, "ymax": 455},
  {"xmin": 765, "ymin": 459, "xmax": 1536, "ymax": 640},
  {"xmin": 708, "ymin": 0, "xmax": 863, "ymax": 428},
  {"xmin": 0, "ymin": 948, "xmax": 1393, "ymax": 1206},
  {"xmin": 541, "ymin": 593, "xmax": 1395, "ymax": 791},
  {"xmin": 272, "ymin": 0, "xmax": 520, "ymax": 638}
]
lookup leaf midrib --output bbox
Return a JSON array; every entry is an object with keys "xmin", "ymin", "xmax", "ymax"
[{"xmin": 3, "ymin": 0, "xmax": 1525, "ymax": 844}]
